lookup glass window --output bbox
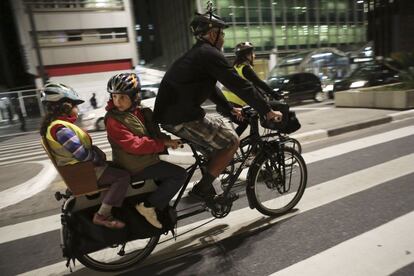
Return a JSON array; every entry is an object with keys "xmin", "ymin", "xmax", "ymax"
[
  {"xmin": 261, "ymin": 7, "xmax": 272, "ymax": 22},
  {"xmin": 233, "ymin": 7, "xmax": 246, "ymax": 22},
  {"xmin": 220, "ymin": 7, "xmax": 233, "ymax": 22},
  {"xmin": 247, "ymin": 0, "xmax": 259, "ymax": 8},
  {"xmin": 248, "ymin": 8, "xmax": 260, "ymax": 22}
]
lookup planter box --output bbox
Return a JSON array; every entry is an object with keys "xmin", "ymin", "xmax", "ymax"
[{"xmin": 335, "ymin": 86, "xmax": 414, "ymax": 109}]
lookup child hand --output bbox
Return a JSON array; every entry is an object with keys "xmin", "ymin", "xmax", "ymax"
[
  {"xmin": 93, "ymin": 145, "xmax": 107, "ymax": 161},
  {"xmin": 164, "ymin": 139, "xmax": 182, "ymax": 149}
]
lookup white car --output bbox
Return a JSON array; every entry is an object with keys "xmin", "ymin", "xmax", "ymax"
[{"xmin": 79, "ymin": 84, "xmax": 158, "ymax": 131}]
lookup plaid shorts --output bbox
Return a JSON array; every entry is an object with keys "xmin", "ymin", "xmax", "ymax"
[{"xmin": 163, "ymin": 115, "xmax": 238, "ymax": 153}]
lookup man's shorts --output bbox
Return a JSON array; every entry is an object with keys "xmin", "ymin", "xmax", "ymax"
[{"xmin": 162, "ymin": 115, "xmax": 238, "ymax": 154}]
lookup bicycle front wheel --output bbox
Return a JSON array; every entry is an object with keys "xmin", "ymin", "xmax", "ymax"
[
  {"xmin": 247, "ymin": 147, "xmax": 307, "ymax": 216},
  {"xmin": 77, "ymin": 235, "xmax": 160, "ymax": 272}
]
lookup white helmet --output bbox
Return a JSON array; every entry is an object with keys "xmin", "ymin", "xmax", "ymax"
[{"xmin": 41, "ymin": 83, "xmax": 84, "ymax": 105}]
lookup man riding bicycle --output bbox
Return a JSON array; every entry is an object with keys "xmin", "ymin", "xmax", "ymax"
[{"xmin": 153, "ymin": 4, "xmax": 282, "ymax": 206}]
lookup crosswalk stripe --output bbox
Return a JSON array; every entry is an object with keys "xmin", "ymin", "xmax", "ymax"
[
  {"xmin": 0, "ymin": 135, "xmax": 111, "ymax": 166},
  {"xmin": 270, "ymin": 211, "xmax": 414, "ymax": 276},
  {"xmin": 16, "ymin": 153, "xmax": 414, "ymax": 275},
  {"xmin": 0, "ymin": 161, "xmax": 58, "ymax": 210},
  {"xmin": 0, "ymin": 146, "xmax": 113, "ymax": 166},
  {"xmin": 2, "ymin": 152, "xmax": 413, "ymax": 245},
  {"xmin": 1, "ymin": 126, "xmax": 413, "ymax": 166},
  {"xmin": 0, "ymin": 141, "xmax": 41, "ymax": 150},
  {"xmin": 0, "ymin": 138, "xmax": 107, "ymax": 154},
  {"xmin": 0, "ymin": 155, "xmax": 48, "ymax": 167},
  {"xmin": 302, "ymin": 125, "xmax": 414, "ymax": 164}
]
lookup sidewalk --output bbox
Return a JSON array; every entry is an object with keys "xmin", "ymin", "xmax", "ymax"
[{"xmin": 292, "ymin": 106, "xmax": 414, "ymax": 142}]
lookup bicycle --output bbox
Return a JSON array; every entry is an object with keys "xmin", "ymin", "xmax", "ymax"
[
  {"xmin": 220, "ymin": 97, "xmax": 302, "ymax": 185},
  {"xmin": 54, "ymin": 109, "xmax": 307, "ymax": 272}
]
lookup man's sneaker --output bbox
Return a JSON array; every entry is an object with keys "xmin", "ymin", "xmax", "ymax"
[
  {"xmin": 93, "ymin": 213, "xmax": 125, "ymax": 229},
  {"xmin": 136, "ymin": 203, "xmax": 162, "ymax": 229}
]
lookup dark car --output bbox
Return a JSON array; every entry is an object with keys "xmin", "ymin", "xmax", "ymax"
[
  {"xmin": 332, "ymin": 63, "xmax": 401, "ymax": 95},
  {"xmin": 267, "ymin": 72, "xmax": 325, "ymax": 103}
]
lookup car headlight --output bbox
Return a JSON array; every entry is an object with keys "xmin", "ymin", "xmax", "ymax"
[
  {"xmin": 323, "ymin": 84, "xmax": 334, "ymax": 92},
  {"xmin": 350, "ymin": 80, "xmax": 367, "ymax": 88}
]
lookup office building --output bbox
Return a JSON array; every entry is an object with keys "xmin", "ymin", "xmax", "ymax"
[{"xmin": 205, "ymin": 0, "xmax": 367, "ymax": 55}]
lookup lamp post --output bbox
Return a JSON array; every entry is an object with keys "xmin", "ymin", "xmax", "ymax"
[{"xmin": 26, "ymin": 3, "xmax": 47, "ymax": 85}]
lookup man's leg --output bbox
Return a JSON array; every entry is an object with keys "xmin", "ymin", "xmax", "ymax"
[
  {"xmin": 206, "ymin": 138, "xmax": 239, "ymax": 177},
  {"xmin": 179, "ymin": 117, "xmax": 239, "ymax": 198}
]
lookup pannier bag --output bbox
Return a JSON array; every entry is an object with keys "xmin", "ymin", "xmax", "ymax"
[{"xmin": 261, "ymin": 102, "xmax": 301, "ymax": 134}]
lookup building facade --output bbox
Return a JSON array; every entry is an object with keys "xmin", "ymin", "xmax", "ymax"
[
  {"xmin": 203, "ymin": 0, "xmax": 367, "ymax": 55},
  {"xmin": 11, "ymin": 0, "xmax": 138, "ymax": 80},
  {"xmin": 367, "ymin": 0, "xmax": 414, "ymax": 58}
]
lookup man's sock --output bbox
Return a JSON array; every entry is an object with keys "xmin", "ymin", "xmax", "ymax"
[
  {"xmin": 98, "ymin": 203, "xmax": 112, "ymax": 217},
  {"xmin": 212, "ymin": 178, "xmax": 224, "ymax": 195}
]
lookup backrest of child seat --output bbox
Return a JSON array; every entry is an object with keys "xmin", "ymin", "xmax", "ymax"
[{"xmin": 41, "ymin": 137, "xmax": 101, "ymax": 196}]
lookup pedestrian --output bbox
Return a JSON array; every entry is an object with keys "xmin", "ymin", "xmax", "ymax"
[
  {"xmin": 6, "ymin": 103, "xmax": 13, "ymax": 124},
  {"xmin": 105, "ymin": 73, "xmax": 187, "ymax": 229},
  {"xmin": 153, "ymin": 2, "xmax": 282, "ymax": 206},
  {"xmin": 89, "ymin": 92, "xmax": 98, "ymax": 109},
  {"xmin": 15, "ymin": 101, "xmax": 26, "ymax": 132},
  {"xmin": 40, "ymin": 83, "xmax": 130, "ymax": 229}
]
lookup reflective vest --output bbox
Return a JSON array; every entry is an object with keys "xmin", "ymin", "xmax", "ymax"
[
  {"xmin": 46, "ymin": 119, "xmax": 92, "ymax": 166},
  {"xmin": 105, "ymin": 108, "xmax": 160, "ymax": 174},
  {"xmin": 222, "ymin": 63, "xmax": 249, "ymax": 106}
]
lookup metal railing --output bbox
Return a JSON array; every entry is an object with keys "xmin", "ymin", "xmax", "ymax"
[
  {"xmin": 24, "ymin": 0, "xmax": 124, "ymax": 11},
  {"xmin": 0, "ymin": 89, "xmax": 44, "ymax": 123}
]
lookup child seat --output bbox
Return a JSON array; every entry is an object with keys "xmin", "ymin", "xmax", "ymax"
[{"xmin": 41, "ymin": 137, "xmax": 107, "ymax": 196}]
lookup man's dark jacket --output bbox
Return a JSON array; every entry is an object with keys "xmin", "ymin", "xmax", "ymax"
[{"xmin": 153, "ymin": 40, "xmax": 271, "ymax": 125}]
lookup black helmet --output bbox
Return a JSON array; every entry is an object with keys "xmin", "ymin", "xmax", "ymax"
[
  {"xmin": 107, "ymin": 73, "xmax": 141, "ymax": 97},
  {"xmin": 190, "ymin": 1, "xmax": 228, "ymax": 36},
  {"xmin": 190, "ymin": 13, "xmax": 228, "ymax": 36},
  {"xmin": 235, "ymin": 41, "xmax": 254, "ymax": 56},
  {"xmin": 41, "ymin": 83, "xmax": 84, "ymax": 105}
]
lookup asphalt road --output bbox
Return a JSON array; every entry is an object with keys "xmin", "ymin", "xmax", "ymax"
[{"xmin": 1, "ymin": 116, "xmax": 413, "ymax": 275}]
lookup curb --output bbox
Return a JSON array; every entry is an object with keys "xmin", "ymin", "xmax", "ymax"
[{"xmin": 293, "ymin": 109, "xmax": 414, "ymax": 143}]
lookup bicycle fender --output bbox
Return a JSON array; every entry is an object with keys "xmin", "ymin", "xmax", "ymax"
[{"xmin": 245, "ymin": 153, "xmax": 265, "ymax": 210}]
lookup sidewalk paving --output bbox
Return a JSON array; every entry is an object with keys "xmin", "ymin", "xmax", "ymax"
[{"xmin": 292, "ymin": 106, "xmax": 414, "ymax": 142}]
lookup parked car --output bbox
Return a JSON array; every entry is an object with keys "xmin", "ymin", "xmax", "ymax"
[
  {"xmin": 267, "ymin": 72, "xmax": 326, "ymax": 103},
  {"xmin": 79, "ymin": 83, "xmax": 159, "ymax": 131},
  {"xmin": 332, "ymin": 62, "xmax": 401, "ymax": 96}
]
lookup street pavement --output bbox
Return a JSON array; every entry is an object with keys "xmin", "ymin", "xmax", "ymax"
[{"xmin": 0, "ymin": 101, "xmax": 414, "ymax": 275}]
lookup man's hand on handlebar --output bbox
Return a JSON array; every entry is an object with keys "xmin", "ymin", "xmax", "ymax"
[
  {"xmin": 163, "ymin": 139, "xmax": 183, "ymax": 149},
  {"xmin": 231, "ymin": 107, "xmax": 244, "ymax": 121},
  {"xmin": 266, "ymin": 110, "xmax": 283, "ymax": 122}
]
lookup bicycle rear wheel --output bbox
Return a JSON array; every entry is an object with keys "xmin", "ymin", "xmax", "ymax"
[
  {"xmin": 247, "ymin": 147, "xmax": 307, "ymax": 216},
  {"xmin": 77, "ymin": 235, "xmax": 160, "ymax": 272}
]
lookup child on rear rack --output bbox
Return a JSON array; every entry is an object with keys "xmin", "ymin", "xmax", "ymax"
[
  {"xmin": 40, "ymin": 83, "xmax": 130, "ymax": 230},
  {"xmin": 104, "ymin": 73, "xmax": 187, "ymax": 229}
]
